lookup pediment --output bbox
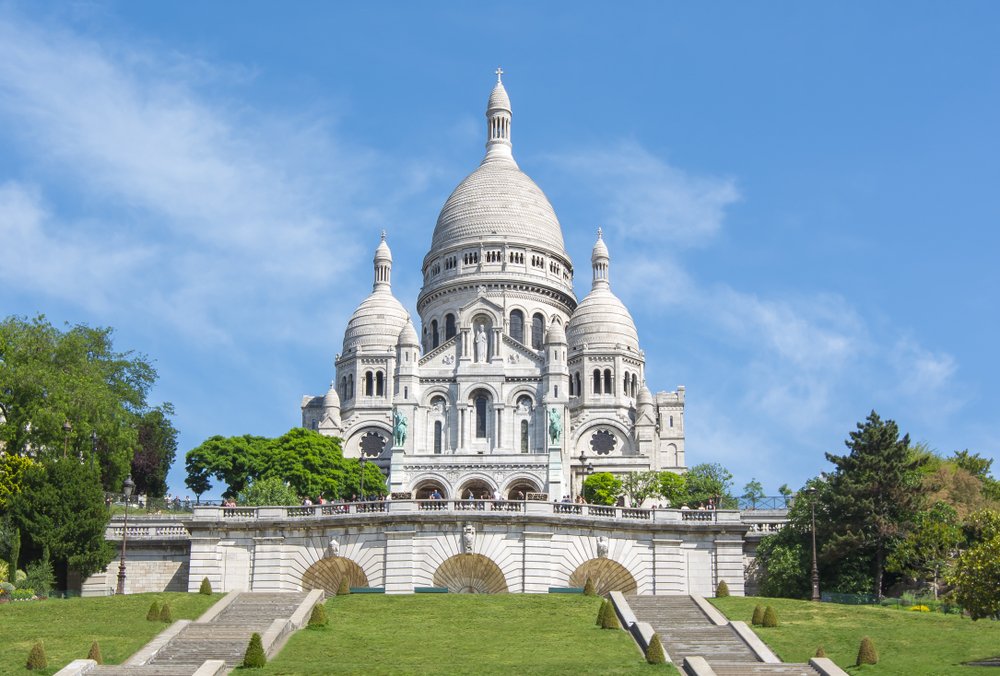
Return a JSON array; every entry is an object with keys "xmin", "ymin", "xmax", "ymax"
[{"xmin": 502, "ymin": 334, "xmax": 544, "ymax": 365}]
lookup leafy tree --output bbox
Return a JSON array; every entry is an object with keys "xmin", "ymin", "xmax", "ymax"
[
  {"xmin": 131, "ymin": 405, "xmax": 178, "ymax": 499},
  {"xmin": 951, "ymin": 450, "xmax": 993, "ymax": 480},
  {"xmin": 657, "ymin": 471, "xmax": 688, "ymax": 507},
  {"xmin": 620, "ymin": 471, "xmax": 660, "ymax": 507},
  {"xmin": 741, "ymin": 478, "xmax": 765, "ymax": 508},
  {"xmin": 757, "ymin": 534, "xmax": 809, "ymax": 598},
  {"xmin": 583, "ymin": 473, "xmax": 622, "ymax": 506},
  {"xmin": 824, "ymin": 411, "xmax": 925, "ymax": 599},
  {"xmin": 0, "ymin": 454, "xmax": 36, "ymax": 510},
  {"xmin": 0, "ymin": 315, "xmax": 160, "ymax": 491},
  {"xmin": 685, "ymin": 463, "xmax": 734, "ymax": 508},
  {"xmin": 260, "ymin": 428, "xmax": 348, "ymax": 498},
  {"xmin": 949, "ymin": 530, "xmax": 1000, "ymax": 620},
  {"xmin": 184, "ymin": 434, "xmax": 269, "ymax": 498},
  {"xmin": 886, "ymin": 501, "xmax": 962, "ymax": 598},
  {"xmin": 238, "ymin": 476, "xmax": 298, "ymax": 506}
]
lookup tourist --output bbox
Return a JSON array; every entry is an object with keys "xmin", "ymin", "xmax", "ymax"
[{"xmin": 302, "ymin": 496, "xmax": 313, "ymax": 506}]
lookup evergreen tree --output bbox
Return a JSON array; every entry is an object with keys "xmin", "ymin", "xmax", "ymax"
[
  {"xmin": 87, "ymin": 641, "xmax": 103, "ymax": 664},
  {"xmin": 242, "ymin": 632, "xmax": 266, "ymax": 668},
  {"xmin": 646, "ymin": 634, "xmax": 666, "ymax": 664}
]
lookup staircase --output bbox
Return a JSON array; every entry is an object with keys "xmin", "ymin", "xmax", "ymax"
[{"xmin": 625, "ymin": 595, "xmax": 821, "ymax": 676}]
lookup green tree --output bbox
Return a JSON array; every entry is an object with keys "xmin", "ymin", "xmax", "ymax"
[
  {"xmin": 620, "ymin": 471, "xmax": 660, "ymax": 507},
  {"xmin": 657, "ymin": 471, "xmax": 688, "ymax": 507},
  {"xmin": 950, "ymin": 510, "xmax": 1000, "ymax": 620},
  {"xmin": 583, "ymin": 473, "xmax": 622, "ymax": 506},
  {"xmin": 824, "ymin": 411, "xmax": 925, "ymax": 599},
  {"xmin": 886, "ymin": 501, "xmax": 962, "ymax": 598},
  {"xmin": 0, "ymin": 315, "xmax": 159, "ymax": 490},
  {"xmin": 686, "ymin": 463, "xmax": 734, "ymax": 508},
  {"xmin": 237, "ymin": 476, "xmax": 298, "ymax": 506},
  {"xmin": 184, "ymin": 434, "xmax": 269, "ymax": 498},
  {"xmin": 131, "ymin": 405, "xmax": 178, "ymax": 499},
  {"xmin": 0, "ymin": 454, "xmax": 36, "ymax": 510},
  {"xmin": 260, "ymin": 428, "xmax": 348, "ymax": 498},
  {"xmin": 950, "ymin": 450, "xmax": 993, "ymax": 481},
  {"xmin": 741, "ymin": 478, "xmax": 765, "ymax": 508}
]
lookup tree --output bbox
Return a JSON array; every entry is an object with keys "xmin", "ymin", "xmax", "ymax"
[
  {"xmin": 777, "ymin": 483, "xmax": 793, "ymax": 506},
  {"xmin": 657, "ymin": 471, "xmax": 688, "ymax": 507},
  {"xmin": 0, "ymin": 315, "xmax": 160, "ymax": 491},
  {"xmin": 950, "ymin": 509, "xmax": 1000, "ymax": 620},
  {"xmin": 951, "ymin": 450, "xmax": 993, "ymax": 481},
  {"xmin": 886, "ymin": 501, "xmax": 962, "ymax": 598},
  {"xmin": 260, "ymin": 428, "xmax": 349, "ymax": 498},
  {"xmin": 741, "ymin": 478, "xmax": 765, "ymax": 509},
  {"xmin": 184, "ymin": 434, "xmax": 269, "ymax": 498},
  {"xmin": 824, "ymin": 411, "xmax": 925, "ymax": 599},
  {"xmin": 131, "ymin": 405, "xmax": 178, "ymax": 499},
  {"xmin": 620, "ymin": 471, "xmax": 660, "ymax": 507},
  {"xmin": 0, "ymin": 454, "xmax": 36, "ymax": 510},
  {"xmin": 583, "ymin": 473, "xmax": 622, "ymax": 506},
  {"xmin": 685, "ymin": 463, "xmax": 734, "ymax": 508},
  {"xmin": 237, "ymin": 476, "xmax": 298, "ymax": 506}
]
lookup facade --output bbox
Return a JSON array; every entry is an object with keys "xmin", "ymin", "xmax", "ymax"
[{"xmin": 301, "ymin": 73, "xmax": 686, "ymax": 502}]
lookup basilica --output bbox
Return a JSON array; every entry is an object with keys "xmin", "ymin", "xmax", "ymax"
[{"xmin": 301, "ymin": 73, "xmax": 687, "ymax": 501}]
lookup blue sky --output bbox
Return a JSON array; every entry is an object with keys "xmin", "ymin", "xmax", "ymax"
[{"xmin": 1, "ymin": 2, "xmax": 997, "ymax": 499}]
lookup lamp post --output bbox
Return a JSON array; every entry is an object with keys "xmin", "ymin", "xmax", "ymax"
[
  {"xmin": 90, "ymin": 431, "xmax": 97, "ymax": 471},
  {"xmin": 116, "ymin": 474, "xmax": 135, "ymax": 595},
  {"xmin": 806, "ymin": 487, "xmax": 820, "ymax": 602},
  {"xmin": 359, "ymin": 456, "xmax": 367, "ymax": 502},
  {"xmin": 62, "ymin": 420, "xmax": 72, "ymax": 458},
  {"xmin": 576, "ymin": 451, "xmax": 594, "ymax": 500}
]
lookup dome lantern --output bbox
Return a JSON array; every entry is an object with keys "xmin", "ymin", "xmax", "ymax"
[
  {"xmin": 373, "ymin": 230, "xmax": 392, "ymax": 290},
  {"xmin": 591, "ymin": 227, "xmax": 610, "ymax": 289},
  {"xmin": 485, "ymin": 67, "xmax": 513, "ymax": 160}
]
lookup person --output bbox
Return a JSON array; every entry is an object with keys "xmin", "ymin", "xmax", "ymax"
[
  {"xmin": 302, "ymin": 496, "xmax": 313, "ymax": 506},
  {"xmin": 516, "ymin": 490, "xmax": 524, "ymax": 501},
  {"xmin": 430, "ymin": 489, "xmax": 442, "ymax": 500},
  {"xmin": 465, "ymin": 489, "xmax": 474, "ymax": 500}
]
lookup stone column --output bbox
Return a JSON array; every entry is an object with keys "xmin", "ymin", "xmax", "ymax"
[
  {"xmin": 653, "ymin": 538, "xmax": 685, "ymax": 594},
  {"xmin": 383, "ymin": 528, "xmax": 415, "ymax": 594},
  {"xmin": 491, "ymin": 327, "xmax": 503, "ymax": 363},
  {"xmin": 522, "ymin": 529, "xmax": 554, "ymax": 593}
]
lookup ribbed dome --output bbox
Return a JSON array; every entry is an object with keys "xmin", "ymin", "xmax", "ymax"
[
  {"xmin": 430, "ymin": 158, "xmax": 567, "ymax": 255},
  {"xmin": 397, "ymin": 319, "xmax": 419, "ymax": 347},
  {"xmin": 567, "ymin": 287, "xmax": 639, "ymax": 352},
  {"xmin": 343, "ymin": 289, "xmax": 409, "ymax": 354},
  {"xmin": 545, "ymin": 319, "xmax": 566, "ymax": 345},
  {"xmin": 488, "ymin": 81, "xmax": 511, "ymax": 113}
]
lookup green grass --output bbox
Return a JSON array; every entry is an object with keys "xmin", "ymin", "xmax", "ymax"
[
  {"xmin": 0, "ymin": 592, "xmax": 221, "ymax": 675},
  {"xmin": 710, "ymin": 596, "xmax": 1000, "ymax": 674},
  {"xmin": 262, "ymin": 595, "xmax": 676, "ymax": 675}
]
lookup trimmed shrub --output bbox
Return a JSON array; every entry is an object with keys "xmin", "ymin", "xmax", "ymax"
[
  {"xmin": 88, "ymin": 641, "xmax": 103, "ymax": 664},
  {"xmin": 596, "ymin": 599, "xmax": 608, "ymax": 626},
  {"xmin": 146, "ymin": 601, "xmax": 160, "ymax": 621},
  {"xmin": 751, "ymin": 605, "xmax": 764, "ymax": 626},
  {"xmin": 715, "ymin": 580, "xmax": 730, "ymax": 597},
  {"xmin": 242, "ymin": 632, "xmax": 266, "ymax": 668},
  {"xmin": 199, "ymin": 577, "xmax": 213, "ymax": 595},
  {"xmin": 601, "ymin": 603, "xmax": 621, "ymax": 630},
  {"xmin": 337, "ymin": 578, "xmax": 351, "ymax": 595},
  {"xmin": 646, "ymin": 633, "xmax": 666, "ymax": 664},
  {"xmin": 815, "ymin": 646, "xmax": 826, "ymax": 658},
  {"xmin": 762, "ymin": 606, "xmax": 778, "ymax": 628},
  {"xmin": 583, "ymin": 576, "xmax": 596, "ymax": 596},
  {"xmin": 308, "ymin": 602, "xmax": 328, "ymax": 628},
  {"xmin": 26, "ymin": 641, "xmax": 47, "ymax": 670},
  {"xmin": 159, "ymin": 602, "xmax": 172, "ymax": 623},
  {"xmin": 856, "ymin": 636, "xmax": 878, "ymax": 665}
]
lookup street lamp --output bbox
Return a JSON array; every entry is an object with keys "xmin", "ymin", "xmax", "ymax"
[
  {"xmin": 62, "ymin": 420, "xmax": 72, "ymax": 458},
  {"xmin": 116, "ymin": 474, "xmax": 135, "ymax": 595},
  {"xmin": 576, "ymin": 451, "xmax": 594, "ymax": 500},
  {"xmin": 805, "ymin": 487, "xmax": 820, "ymax": 602}
]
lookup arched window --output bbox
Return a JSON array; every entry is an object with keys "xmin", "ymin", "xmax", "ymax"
[
  {"xmin": 509, "ymin": 310, "xmax": 525, "ymax": 343},
  {"xmin": 520, "ymin": 420, "xmax": 529, "ymax": 453},
  {"xmin": 475, "ymin": 394, "xmax": 488, "ymax": 438},
  {"xmin": 445, "ymin": 314, "xmax": 456, "ymax": 340},
  {"xmin": 341, "ymin": 376, "xmax": 347, "ymax": 399},
  {"xmin": 624, "ymin": 372, "xmax": 630, "ymax": 396},
  {"xmin": 376, "ymin": 371, "xmax": 385, "ymax": 397},
  {"xmin": 593, "ymin": 369, "xmax": 601, "ymax": 394},
  {"xmin": 431, "ymin": 319, "xmax": 439, "ymax": 349},
  {"xmin": 364, "ymin": 371, "xmax": 374, "ymax": 396},
  {"xmin": 632, "ymin": 374, "xmax": 638, "ymax": 398},
  {"xmin": 569, "ymin": 373, "xmax": 575, "ymax": 396},
  {"xmin": 348, "ymin": 374, "xmax": 354, "ymax": 399},
  {"xmin": 575, "ymin": 373, "xmax": 582, "ymax": 397},
  {"xmin": 604, "ymin": 369, "xmax": 612, "ymax": 394},
  {"xmin": 434, "ymin": 421, "xmax": 443, "ymax": 454},
  {"xmin": 531, "ymin": 313, "xmax": 545, "ymax": 350}
]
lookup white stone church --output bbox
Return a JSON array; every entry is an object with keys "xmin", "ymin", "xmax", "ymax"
[{"xmin": 301, "ymin": 72, "xmax": 687, "ymax": 501}]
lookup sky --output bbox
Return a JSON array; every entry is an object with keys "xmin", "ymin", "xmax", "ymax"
[{"xmin": 1, "ymin": 1, "xmax": 998, "ymax": 499}]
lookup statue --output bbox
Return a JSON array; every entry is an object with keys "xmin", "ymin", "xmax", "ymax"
[
  {"xmin": 328, "ymin": 538, "xmax": 341, "ymax": 558},
  {"xmin": 597, "ymin": 536, "xmax": 609, "ymax": 559},
  {"xmin": 548, "ymin": 407, "xmax": 562, "ymax": 445},
  {"xmin": 475, "ymin": 324, "xmax": 488, "ymax": 363},
  {"xmin": 463, "ymin": 524, "xmax": 476, "ymax": 554},
  {"xmin": 393, "ymin": 408, "xmax": 408, "ymax": 447}
]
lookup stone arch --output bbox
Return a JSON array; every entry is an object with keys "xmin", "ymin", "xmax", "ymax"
[
  {"xmin": 344, "ymin": 425, "xmax": 392, "ymax": 459},
  {"xmin": 502, "ymin": 475, "xmax": 541, "ymax": 499},
  {"xmin": 411, "ymin": 475, "xmax": 451, "ymax": 499},
  {"xmin": 433, "ymin": 553, "xmax": 509, "ymax": 594},
  {"xmin": 569, "ymin": 558, "xmax": 637, "ymax": 595},
  {"xmin": 571, "ymin": 420, "xmax": 634, "ymax": 457},
  {"xmin": 456, "ymin": 475, "xmax": 497, "ymax": 500},
  {"xmin": 301, "ymin": 557, "xmax": 369, "ymax": 596}
]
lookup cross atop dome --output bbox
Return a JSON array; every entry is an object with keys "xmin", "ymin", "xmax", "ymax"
[{"xmin": 496, "ymin": 66, "xmax": 503, "ymax": 83}]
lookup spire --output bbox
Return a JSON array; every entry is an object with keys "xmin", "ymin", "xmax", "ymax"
[
  {"xmin": 591, "ymin": 228, "xmax": 610, "ymax": 289},
  {"xmin": 373, "ymin": 231, "xmax": 393, "ymax": 290},
  {"xmin": 485, "ymin": 67, "xmax": 513, "ymax": 160}
]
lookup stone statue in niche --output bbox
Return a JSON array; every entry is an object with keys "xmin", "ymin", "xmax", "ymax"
[
  {"xmin": 548, "ymin": 407, "xmax": 562, "ymax": 445},
  {"xmin": 463, "ymin": 524, "xmax": 476, "ymax": 554},
  {"xmin": 475, "ymin": 324, "xmax": 488, "ymax": 363},
  {"xmin": 328, "ymin": 538, "xmax": 340, "ymax": 558},
  {"xmin": 597, "ymin": 536, "xmax": 609, "ymax": 559},
  {"xmin": 393, "ymin": 408, "xmax": 408, "ymax": 447}
]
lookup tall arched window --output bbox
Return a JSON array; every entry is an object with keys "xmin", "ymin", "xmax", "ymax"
[
  {"xmin": 376, "ymin": 371, "xmax": 385, "ymax": 397},
  {"xmin": 341, "ymin": 376, "xmax": 347, "ymax": 399},
  {"xmin": 520, "ymin": 420, "xmax": 529, "ymax": 453},
  {"xmin": 632, "ymin": 374, "xmax": 638, "ymax": 398},
  {"xmin": 348, "ymin": 374, "xmax": 354, "ymax": 399},
  {"xmin": 575, "ymin": 373, "xmax": 582, "ymax": 397},
  {"xmin": 431, "ymin": 319, "xmax": 439, "ymax": 349},
  {"xmin": 593, "ymin": 369, "xmax": 601, "ymax": 394},
  {"xmin": 569, "ymin": 373, "xmax": 575, "ymax": 396},
  {"xmin": 364, "ymin": 371, "xmax": 374, "ymax": 396},
  {"xmin": 434, "ymin": 421, "xmax": 443, "ymax": 454},
  {"xmin": 531, "ymin": 313, "xmax": 545, "ymax": 349},
  {"xmin": 509, "ymin": 310, "xmax": 525, "ymax": 343},
  {"xmin": 475, "ymin": 394, "xmax": 488, "ymax": 438},
  {"xmin": 624, "ymin": 372, "xmax": 630, "ymax": 396},
  {"xmin": 445, "ymin": 314, "xmax": 456, "ymax": 340},
  {"xmin": 604, "ymin": 369, "xmax": 612, "ymax": 394}
]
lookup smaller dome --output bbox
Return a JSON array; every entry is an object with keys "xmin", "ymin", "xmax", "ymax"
[
  {"xmin": 545, "ymin": 320, "xmax": 566, "ymax": 345},
  {"xmin": 567, "ymin": 288, "xmax": 639, "ymax": 352},
  {"xmin": 592, "ymin": 227, "xmax": 609, "ymax": 262},
  {"xmin": 397, "ymin": 319, "xmax": 419, "ymax": 347},
  {"xmin": 636, "ymin": 383, "xmax": 653, "ymax": 408},
  {"xmin": 324, "ymin": 380, "xmax": 341, "ymax": 409},
  {"xmin": 488, "ymin": 81, "xmax": 511, "ymax": 113},
  {"xmin": 343, "ymin": 291, "xmax": 409, "ymax": 354},
  {"xmin": 374, "ymin": 231, "xmax": 392, "ymax": 263}
]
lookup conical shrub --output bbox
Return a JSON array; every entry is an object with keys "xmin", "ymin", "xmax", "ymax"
[
  {"xmin": 26, "ymin": 641, "xmax": 47, "ymax": 670},
  {"xmin": 308, "ymin": 602, "xmax": 328, "ymax": 628},
  {"xmin": 762, "ymin": 605, "xmax": 778, "ymax": 627},
  {"xmin": 601, "ymin": 603, "xmax": 621, "ymax": 630},
  {"xmin": 88, "ymin": 640, "xmax": 103, "ymax": 664},
  {"xmin": 751, "ymin": 604, "xmax": 764, "ymax": 626},
  {"xmin": 596, "ymin": 599, "xmax": 608, "ymax": 626},
  {"xmin": 856, "ymin": 636, "xmax": 878, "ymax": 665},
  {"xmin": 146, "ymin": 601, "xmax": 160, "ymax": 621},
  {"xmin": 159, "ymin": 602, "xmax": 172, "ymax": 623},
  {"xmin": 715, "ymin": 580, "xmax": 730, "ymax": 597},
  {"xmin": 199, "ymin": 577, "xmax": 213, "ymax": 595},
  {"xmin": 242, "ymin": 632, "xmax": 266, "ymax": 668},
  {"xmin": 815, "ymin": 646, "xmax": 826, "ymax": 658},
  {"xmin": 583, "ymin": 576, "xmax": 597, "ymax": 596},
  {"xmin": 337, "ymin": 578, "xmax": 351, "ymax": 595},
  {"xmin": 646, "ymin": 633, "xmax": 666, "ymax": 664}
]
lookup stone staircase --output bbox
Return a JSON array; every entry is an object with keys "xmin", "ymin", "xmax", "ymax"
[
  {"xmin": 625, "ymin": 595, "xmax": 821, "ymax": 676},
  {"xmin": 90, "ymin": 592, "xmax": 311, "ymax": 675}
]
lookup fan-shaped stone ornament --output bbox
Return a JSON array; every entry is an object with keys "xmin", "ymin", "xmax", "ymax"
[
  {"xmin": 301, "ymin": 557, "xmax": 369, "ymax": 596},
  {"xmin": 569, "ymin": 558, "xmax": 637, "ymax": 595},
  {"xmin": 433, "ymin": 554, "xmax": 509, "ymax": 594}
]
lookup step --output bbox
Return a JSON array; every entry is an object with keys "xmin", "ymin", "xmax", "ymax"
[{"xmin": 708, "ymin": 663, "xmax": 819, "ymax": 675}]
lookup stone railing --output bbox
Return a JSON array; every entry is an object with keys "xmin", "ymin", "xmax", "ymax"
[
  {"xmin": 105, "ymin": 521, "xmax": 190, "ymax": 540},
  {"xmin": 741, "ymin": 508, "xmax": 790, "ymax": 538}
]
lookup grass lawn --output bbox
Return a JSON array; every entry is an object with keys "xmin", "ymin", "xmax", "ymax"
[
  {"xmin": 262, "ymin": 595, "xmax": 676, "ymax": 675},
  {"xmin": 0, "ymin": 592, "xmax": 221, "ymax": 675},
  {"xmin": 711, "ymin": 596, "xmax": 1000, "ymax": 674}
]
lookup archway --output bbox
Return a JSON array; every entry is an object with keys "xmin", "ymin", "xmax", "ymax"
[
  {"xmin": 457, "ymin": 478, "xmax": 495, "ymax": 500},
  {"xmin": 569, "ymin": 558, "xmax": 637, "ymax": 595},
  {"xmin": 413, "ymin": 479, "xmax": 449, "ymax": 499},
  {"xmin": 433, "ymin": 554, "xmax": 508, "ymax": 594},
  {"xmin": 301, "ymin": 557, "xmax": 369, "ymax": 596},
  {"xmin": 505, "ymin": 479, "xmax": 541, "ymax": 500}
]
